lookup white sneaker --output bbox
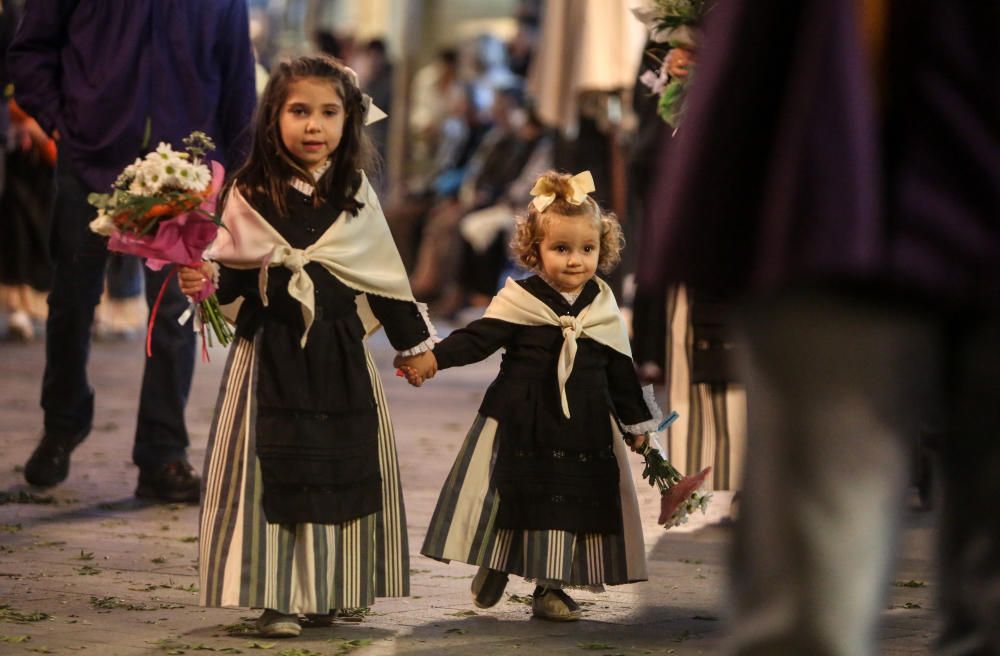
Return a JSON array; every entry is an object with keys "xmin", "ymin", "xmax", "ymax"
[
  {"xmin": 531, "ymin": 587, "xmax": 582, "ymax": 621},
  {"xmin": 256, "ymin": 609, "xmax": 301, "ymax": 637}
]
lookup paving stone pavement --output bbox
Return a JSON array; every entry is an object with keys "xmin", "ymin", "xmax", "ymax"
[{"xmin": 1, "ymin": 328, "xmax": 939, "ymax": 655}]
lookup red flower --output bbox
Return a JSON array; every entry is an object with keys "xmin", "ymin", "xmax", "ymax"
[{"xmin": 658, "ymin": 466, "xmax": 711, "ymax": 525}]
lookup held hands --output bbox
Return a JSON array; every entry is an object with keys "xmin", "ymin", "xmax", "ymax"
[
  {"xmin": 393, "ymin": 350, "xmax": 438, "ymax": 387},
  {"xmin": 178, "ymin": 262, "xmax": 215, "ymax": 298}
]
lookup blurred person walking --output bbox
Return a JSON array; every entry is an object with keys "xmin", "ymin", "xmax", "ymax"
[
  {"xmin": 9, "ymin": 0, "xmax": 257, "ymax": 502},
  {"xmin": 641, "ymin": 0, "xmax": 1000, "ymax": 654}
]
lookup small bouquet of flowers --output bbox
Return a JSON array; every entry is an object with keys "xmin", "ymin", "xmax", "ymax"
[
  {"xmin": 634, "ymin": 411, "xmax": 712, "ymax": 528},
  {"xmin": 632, "ymin": 0, "xmax": 714, "ymax": 127},
  {"xmin": 88, "ymin": 132, "xmax": 232, "ymax": 357}
]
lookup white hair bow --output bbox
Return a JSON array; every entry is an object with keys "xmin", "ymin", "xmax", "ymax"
[
  {"xmin": 529, "ymin": 170, "xmax": 595, "ymax": 213},
  {"xmin": 343, "ymin": 65, "xmax": 387, "ymax": 126}
]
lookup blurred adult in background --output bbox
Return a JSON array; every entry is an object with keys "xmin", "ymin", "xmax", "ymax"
[
  {"xmin": 641, "ymin": 1, "xmax": 1000, "ymax": 654},
  {"xmin": 0, "ymin": 99, "xmax": 55, "ymax": 342},
  {"xmin": 9, "ymin": 0, "xmax": 257, "ymax": 502},
  {"xmin": 358, "ymin": 38, "xmax": 393, "ymax": 192}
]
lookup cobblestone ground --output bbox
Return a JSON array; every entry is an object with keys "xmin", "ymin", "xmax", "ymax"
[{"xmin": 0, "ymin": 329, "xmax": 938, "ymax": 655}]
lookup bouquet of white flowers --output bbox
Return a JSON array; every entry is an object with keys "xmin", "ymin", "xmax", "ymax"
[{"xmin": 88, "ymin": 132, "xmax": 232, "ymax": 357}]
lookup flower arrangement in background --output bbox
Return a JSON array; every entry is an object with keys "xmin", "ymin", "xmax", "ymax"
[
  {"xmin": 89, "ymin": 132, "xmax": 232, "ymax": 357},
  {"xmin": 632, "ymin": 0, "xmax": 714, "ymax": 127}
]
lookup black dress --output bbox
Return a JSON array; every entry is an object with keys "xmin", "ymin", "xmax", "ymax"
[
  {"xmin": 432, "ymin": 275, "xmax": 654, "ymax": 535},
  {"xmin": 215, "ymin": 186, "xmax": 430, "ymax": 526}
]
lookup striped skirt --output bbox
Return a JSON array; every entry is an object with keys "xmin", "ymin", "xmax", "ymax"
[
  {"xmin": 199, "ymin": 336, "xmax": 409, "ymax": 614},
  {"xmin": 421, "ymin": 415, "xmax": 647, "ymax": 587}
]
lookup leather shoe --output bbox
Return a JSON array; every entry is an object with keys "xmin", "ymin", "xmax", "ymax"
[
  {"xmin": 135, "ymin": 460, "xmax": 201, "ymax": 503},
  {"xmin": 24, "ymin": 432, "xmax": 87, "ymax": 487}
]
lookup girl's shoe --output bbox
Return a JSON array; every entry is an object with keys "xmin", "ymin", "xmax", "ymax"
[
  {"xmin": 256, "ymin": 609, "xmax": 301, "ymax": 637},
  {"xmin": 531, "ymin": 586, "xmax": 582, "ymax": 621},
  {"xmin": 471, "ymin": 566, "xmax": 509, "ymax": 608},
  {"xmin": 304, "ymin": 612, "xmax": 336, "ymax": 627}
]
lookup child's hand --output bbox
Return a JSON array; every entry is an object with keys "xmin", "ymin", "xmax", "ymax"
[
  {"xmin": 397, "ymin": 365, "xmax": 425, "ymax": 387},
  {"xmin": 627, "ymin": 432, "xmax": 650, "ymax": 453},
  {"xmin": 393, "ymin": 351, "xmax": 438, "ymax": 386},
  {"xmin": 178, "ymin": 262, "xmax": 214, "ymax": 298}
]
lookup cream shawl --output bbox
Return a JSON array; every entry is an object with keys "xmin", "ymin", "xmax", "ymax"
[
  {"xmin": 206, "ymin": 172, "xmax": 414, "ymax": 346},
  {"xmin": 483, "ymin": 276, "xmax": 632, "ymax": 418}
]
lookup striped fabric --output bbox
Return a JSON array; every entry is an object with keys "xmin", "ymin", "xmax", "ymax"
[
  {"xmin": 421, "ymin": 415, "xmax": 647, "ymax": 587},
  {"xmin": 199, "ymin": 336, "xmax": 409, "ymax": 614},
  {"xmin": 665, "ymin": 286, "xmax": 747, "ymax": 491}
]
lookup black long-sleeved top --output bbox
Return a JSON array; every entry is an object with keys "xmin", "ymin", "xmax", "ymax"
[
  {"xmin": 216, "ymin": 185, "xmax": 430, "ymax": 525},
  {"xmin": 433, "ymin": 275, "xmax": 653, "ymax": 535}
]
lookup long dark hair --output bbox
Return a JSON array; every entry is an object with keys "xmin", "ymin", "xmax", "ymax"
[{"xmin": 222, "ymin": 54, "xmax": 379, "ymax": 218}]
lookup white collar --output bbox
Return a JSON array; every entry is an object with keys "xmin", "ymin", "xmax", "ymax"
[{"xmin": 289, "ymin": 159, "xmax": 332, "ymax": 197}]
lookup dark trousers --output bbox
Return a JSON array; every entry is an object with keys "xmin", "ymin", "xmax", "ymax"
[
  {"xmin": 730, "ymin": 289, "xmax": 1000, "ymax": 656},
  {"xmin": 41, "ymin": 157, "xmax": 195, "ymax": 470}
]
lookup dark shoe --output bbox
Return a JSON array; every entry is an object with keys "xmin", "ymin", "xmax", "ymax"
[
  {"xmin": 256, "ymin": 609, "xmax": 301, "ymax": 638},
  {"xmin": 531, "ymin": 586, "xmax": 581, "ymax": 621},
  {"xmin": 24, "ymin": 432, "xmax": 87, "ymax": 487},
  {"xmin": 471, "ymin": 566, "xmax": 509, "ymax": 609},
  {"xmin": 135, "ymin": 460, "xmax": 201, "ymax": 503}
]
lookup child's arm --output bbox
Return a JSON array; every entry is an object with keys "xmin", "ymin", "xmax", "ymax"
[
  {"xmin": 178, "ymin": 262, "xmax": 256, "ymax": 305},
  {"xmin": 429, "ymin": 318, "xmax": 518, "ymax": 370},
  {"xmin": 606, "ymin": 348, "xmax": 663, "ymax": 440}
]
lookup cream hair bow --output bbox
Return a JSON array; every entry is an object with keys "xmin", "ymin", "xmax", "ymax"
[
  {"xmin": 529, "ymin": 170, "xmax": 595, "ymax": 213},
  {"xmin": 343, "ymin": 65, "xmax": 388, "ymax": 126}
]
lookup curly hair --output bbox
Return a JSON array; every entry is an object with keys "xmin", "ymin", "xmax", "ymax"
[
  {"xmin": 510, "ymin": 171, "xmax": 625, "ymax": 274},
  {"xmin": 222, "ymin": 54, "xmax": 379, "ymax": 218}
]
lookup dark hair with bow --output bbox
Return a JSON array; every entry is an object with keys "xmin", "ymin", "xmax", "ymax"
[{"xmin": 222, "ymin": 54, "xmax": 379, "ymax": 218}]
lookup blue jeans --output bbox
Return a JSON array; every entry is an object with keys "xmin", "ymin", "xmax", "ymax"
[{"xmin": 41, "ymin": 157, "xmax": 195, "ymax": 470}]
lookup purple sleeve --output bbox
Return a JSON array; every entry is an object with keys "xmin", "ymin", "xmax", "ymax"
[
  {"xmin": 215, "ymin": 0, "xmax": 257, "ymax": 167},
  {"xmin": 7, "ymin": 0, "xmax": 77, "ymax": 138}
]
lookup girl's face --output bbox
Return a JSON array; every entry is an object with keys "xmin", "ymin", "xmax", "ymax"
[
  {"xmin": 279, "ymin": 77, "xmax": 346, "ymax": 173},
  {"xmin": 537, "ymin": 212, "xmax": 600, "ymax": 294}
]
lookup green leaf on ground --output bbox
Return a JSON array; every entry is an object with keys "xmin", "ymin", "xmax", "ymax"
[
  {"xmin": 0, "ymin": 606, "xmax": 51, "ymax": 622},
  {"xmin": 76, "ymin": 565, "xmax": 101, "ymax": 575},
  {"xmin": 577, "ymin": 643, "xmax": 614, "ymax": 650},
  {"xmin": 222, "ymin": 621, "xmax": 256, "ymax": 635},
  {"xmin": 892, "ymin": 579, "xmax": 926, "ymax": 588},
  {"xmin": 75, "ymin": 550, "xmax": 95, "ymax": 561},
  {"xmin": 0, "ymin": 491, "xmax": 57, "ymax": 505},
  {"xmin": 903, "ymin": 602, "xmax": 922, "ymax": 609},
  {"xmin": 179, "ymin": 536, "xmax": 198, "ymax": 543},
  {"xmin": 445, "ymin": 628, "xmax": 466, "ymax": 634},
  {"xmin": 506, "ymin": 593, "xmax": 533, "ymax": 606},
  {"xmin": 151, "ymin": 556, "xmax": 168, "ymax": 564},
  {"xmin": 246, "ymin": 642, "xmax": 276, "ymax": 649},
  {"xmin": 0, "ymin": 635, "xmax": 31, "ymax": 643},
  {"xmin": 0, "ymin": 524, "xmax": 22, "ymax": 533}
]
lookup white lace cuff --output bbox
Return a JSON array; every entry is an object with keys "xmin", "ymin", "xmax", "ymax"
[
  {"xmin": 398, "ymin": 337, "xmax": 435, "ymax": 357},
  {"xmin": 621, "ymin": 384, "xmax": 664, "ymax": 435},
  {"xmin": 397, "ymin": 301, "xmax": 440, "ymax": 357}
]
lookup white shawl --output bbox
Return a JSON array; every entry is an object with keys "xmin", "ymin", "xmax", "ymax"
[
  {"xmin": 206, "ymin": 172, "xmax": 414, "ymax": 346},
  {"xmin": 483, "ymin": 276, "xmax": 632, "ymax": 418}
]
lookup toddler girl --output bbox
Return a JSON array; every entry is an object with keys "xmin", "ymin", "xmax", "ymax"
[{"xmin": 400, "ymin": 170, "xmax": 660, "ymax": 621}]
